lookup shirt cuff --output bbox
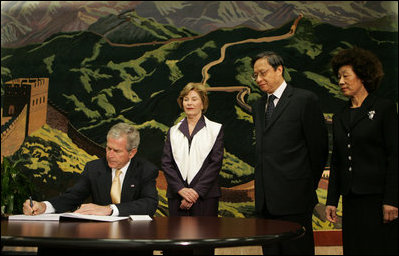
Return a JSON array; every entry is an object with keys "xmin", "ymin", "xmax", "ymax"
[
  {"xmin": 109, "ymin": 204, "xmax": 119, "ymax": 216},
  {"xmin": 43, "ymin": 201, "xmax": 56, "ymax": 214}
]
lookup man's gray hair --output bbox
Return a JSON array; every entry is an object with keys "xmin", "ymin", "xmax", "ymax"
[{"xmin": 107, "ymin": 122, "xmax": 140, "ymax": 151}]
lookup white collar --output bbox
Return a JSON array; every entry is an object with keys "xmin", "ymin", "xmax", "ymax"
[
  {"xmin": 269, "ymin": 80, "xmax": 287, "ymax": 99},
  {"xmin": 170, "ymin": 116, "xmax": 221, "ymax": 184},
  {"xmin": 113, "ymin": 160, "xmax": 131, "ymax": 175}
]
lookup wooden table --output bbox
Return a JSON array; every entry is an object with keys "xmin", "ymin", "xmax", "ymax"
[{"xmin": 1, "ymin": 216, "xmax": 305, "ymax": 255}]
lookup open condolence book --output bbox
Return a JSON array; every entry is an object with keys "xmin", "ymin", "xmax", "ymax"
[{"xmin": 8, "ymin": 213, "xmax": 151, "ymax": 222}]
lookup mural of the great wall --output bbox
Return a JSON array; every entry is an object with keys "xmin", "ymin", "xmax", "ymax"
[{"xmin": 1, "ymin": 1, "xmax": 398, "ymax": 240}]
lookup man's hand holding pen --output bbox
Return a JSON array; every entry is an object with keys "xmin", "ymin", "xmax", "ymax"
[{"xmin": 23, "ymin": 198, "xmax": 46, "ymax": 215}]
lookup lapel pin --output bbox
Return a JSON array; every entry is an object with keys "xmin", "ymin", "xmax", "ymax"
[
  {"xmin": 368, "ymin": 110, "xmax": 375, "ymax": 120},
  {"xmin": 130, "ymin": 184, "xmax": 135, "ymax": 188}
]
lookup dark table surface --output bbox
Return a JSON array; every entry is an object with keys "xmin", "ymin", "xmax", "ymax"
[{"xmin": 1, "ymin": 216, "xmax": 304, "ymax": 251}]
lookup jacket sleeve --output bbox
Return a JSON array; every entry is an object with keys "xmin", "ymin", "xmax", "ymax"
[
  {"xmin": 326, "ymin": 115, "xmax": 340, "ymax": 207},
  {"xmin": 382, "ymin": 101, "xmax": 398, "ymax": 207},
  {"xmin": 161, "ymin": 129, "xmax": 186, "ymax": 195},
  {"xmin": 49, "ymin": 165, "xmax": 92, "ymax": 213},
  {"xmin": 302, "ymin": 93, "xmax": 329, "ymax": 190}
]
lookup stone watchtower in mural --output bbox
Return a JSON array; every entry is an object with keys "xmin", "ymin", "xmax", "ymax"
[{"xmin": 1, "ymin": 78, "xmax": 49, "ymax": 159}]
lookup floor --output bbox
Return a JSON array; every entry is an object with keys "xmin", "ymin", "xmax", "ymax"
[
  {"xmin": 2, "ymin": 246, "xmax": 343, "ymax": 255},
  {"xmin": 216, "ymin": 246, "xmax": 343, "ymax": 255}
]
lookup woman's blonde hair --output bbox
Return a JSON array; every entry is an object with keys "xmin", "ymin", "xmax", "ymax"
[{"xmin": 177, "ymin": 82, "xmax": 209, "ymax": 113}]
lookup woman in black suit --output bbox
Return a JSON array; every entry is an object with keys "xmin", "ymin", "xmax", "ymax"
[{"xmin": 326, "ymin": 47, "xmax": 398, "ymax": 254}]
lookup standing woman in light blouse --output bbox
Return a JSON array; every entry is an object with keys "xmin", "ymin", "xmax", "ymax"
[
  {"xmin": 161, "ymin": 82, "xmax": 224, "ymax": 216},
  {"xmin": 326, "ymin": 47, "xmax": 398, "ymax": 254}
]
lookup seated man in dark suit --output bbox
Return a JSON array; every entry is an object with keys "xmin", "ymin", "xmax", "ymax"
[{"xmin": 23, "ymin": 122, "xmax": 159, "ymax": 217}]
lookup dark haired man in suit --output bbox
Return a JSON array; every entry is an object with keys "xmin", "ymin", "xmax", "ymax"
[{"xmin": 251, "ymin": 51, "xmax": 328, "ymax": 255}]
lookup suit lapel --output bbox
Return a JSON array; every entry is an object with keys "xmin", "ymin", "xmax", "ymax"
[
  {"xmin": 100, "ymin": 159, "xmax": 113, "ymax": 202},
  {"xmin": 257, "ymin": 95, "xmax": 268, "ymax": 131},
  {"xmin": 121, "ymin": 158, "xmax": 136, "ymax": 202},
  {"xmin": 339, "ymin": 103, "xmax": 351, "ymax": 133},
  {"xmin": 339, "ymin": 94, "xmax": 377, "ymax": 131},
  {"xmin": 264, "ymin": 85, "xmax": 293, "ymax": 131},
  {"xmin": 350, "ymin": 94, "xmax": 377, "ymax": 129}
]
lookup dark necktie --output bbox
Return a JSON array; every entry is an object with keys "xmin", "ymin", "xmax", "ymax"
[{"xmin": 265, "ymin": 94, "xmax": 276, "ymax": 127}]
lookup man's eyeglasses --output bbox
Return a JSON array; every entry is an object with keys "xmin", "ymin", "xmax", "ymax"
[{"xmin": 251, "ymin": 69, "xmax": 269, "ymax": 81}]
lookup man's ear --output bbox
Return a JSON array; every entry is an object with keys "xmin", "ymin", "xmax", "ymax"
[
  {"xmin": 277, "ymin": 65, "xmax": 283, "ymax": 75},
  {"xmin": 129, "ymin": 148, "xmax": 137, "ymax": 159}
]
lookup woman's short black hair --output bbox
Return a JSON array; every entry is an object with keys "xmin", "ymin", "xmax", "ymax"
[{"xmin": 331, "ymin": 47, "xmax": 384, "ymax": 93}]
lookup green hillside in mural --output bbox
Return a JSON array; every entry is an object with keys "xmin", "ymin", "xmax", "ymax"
[
  {"xmin": 2, "ymin": 13, "xmax": 397, "ymax": 168},
  {"xmin": 1, "ymin": 11, "xmax": 397, "ymax": 223},
  {"xmin": 9, "ymin": 124, "xmax": 98, "ymax": 200}
]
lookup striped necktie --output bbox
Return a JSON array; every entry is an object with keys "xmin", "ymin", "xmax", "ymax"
[{"xmin": 265, "ymin": 94, "xmax": 276, "ymax": 127}]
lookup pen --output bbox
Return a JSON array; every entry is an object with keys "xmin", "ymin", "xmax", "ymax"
[{"xmin": 29, "ymin": 196, "xmax": 34, "ymax": 213}]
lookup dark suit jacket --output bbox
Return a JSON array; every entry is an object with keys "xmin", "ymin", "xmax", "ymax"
[
  {"xmin": 252, "ymin": 84, "xmax": 328, "ymax": 215},
  {"xmin": 327, "ymin": 94, "xmax": 398, "ymax": 207},
  {"xmin": 49, "ymin": 156, "xmax": 159, "ymax": 216}
]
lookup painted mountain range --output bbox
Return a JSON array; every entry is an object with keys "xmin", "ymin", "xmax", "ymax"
[
  {"xmin": 135, "ymin": 1, "xmax": 398, "ymax": 32},
  {"xmin": 1, "ymin": 1, "xmax": 397, "ymax": 221},
  {"xmin": 2, "ymin": 9, "xmax": 397, "ymax": 180},
  {"xmin": 1, "ymin": 1, "xmax": 397, "ymax": 48}
]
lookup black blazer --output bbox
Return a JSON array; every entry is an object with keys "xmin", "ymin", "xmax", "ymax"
[
  {"xmin": 49, "ymin": 156, "xmax": 159, "ymax": 216},
  {"xmin": 327, "ymin": 94, "xmax": 398, "ymax": 207},
  {"xmin": 252, "ymin": 84, "xmax": 328, "ymax": 215}
]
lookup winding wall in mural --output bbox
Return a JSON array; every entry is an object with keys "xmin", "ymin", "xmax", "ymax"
[{"xmin": 1, "ymin": 2, "xmax": 398, "ymax": 240}]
